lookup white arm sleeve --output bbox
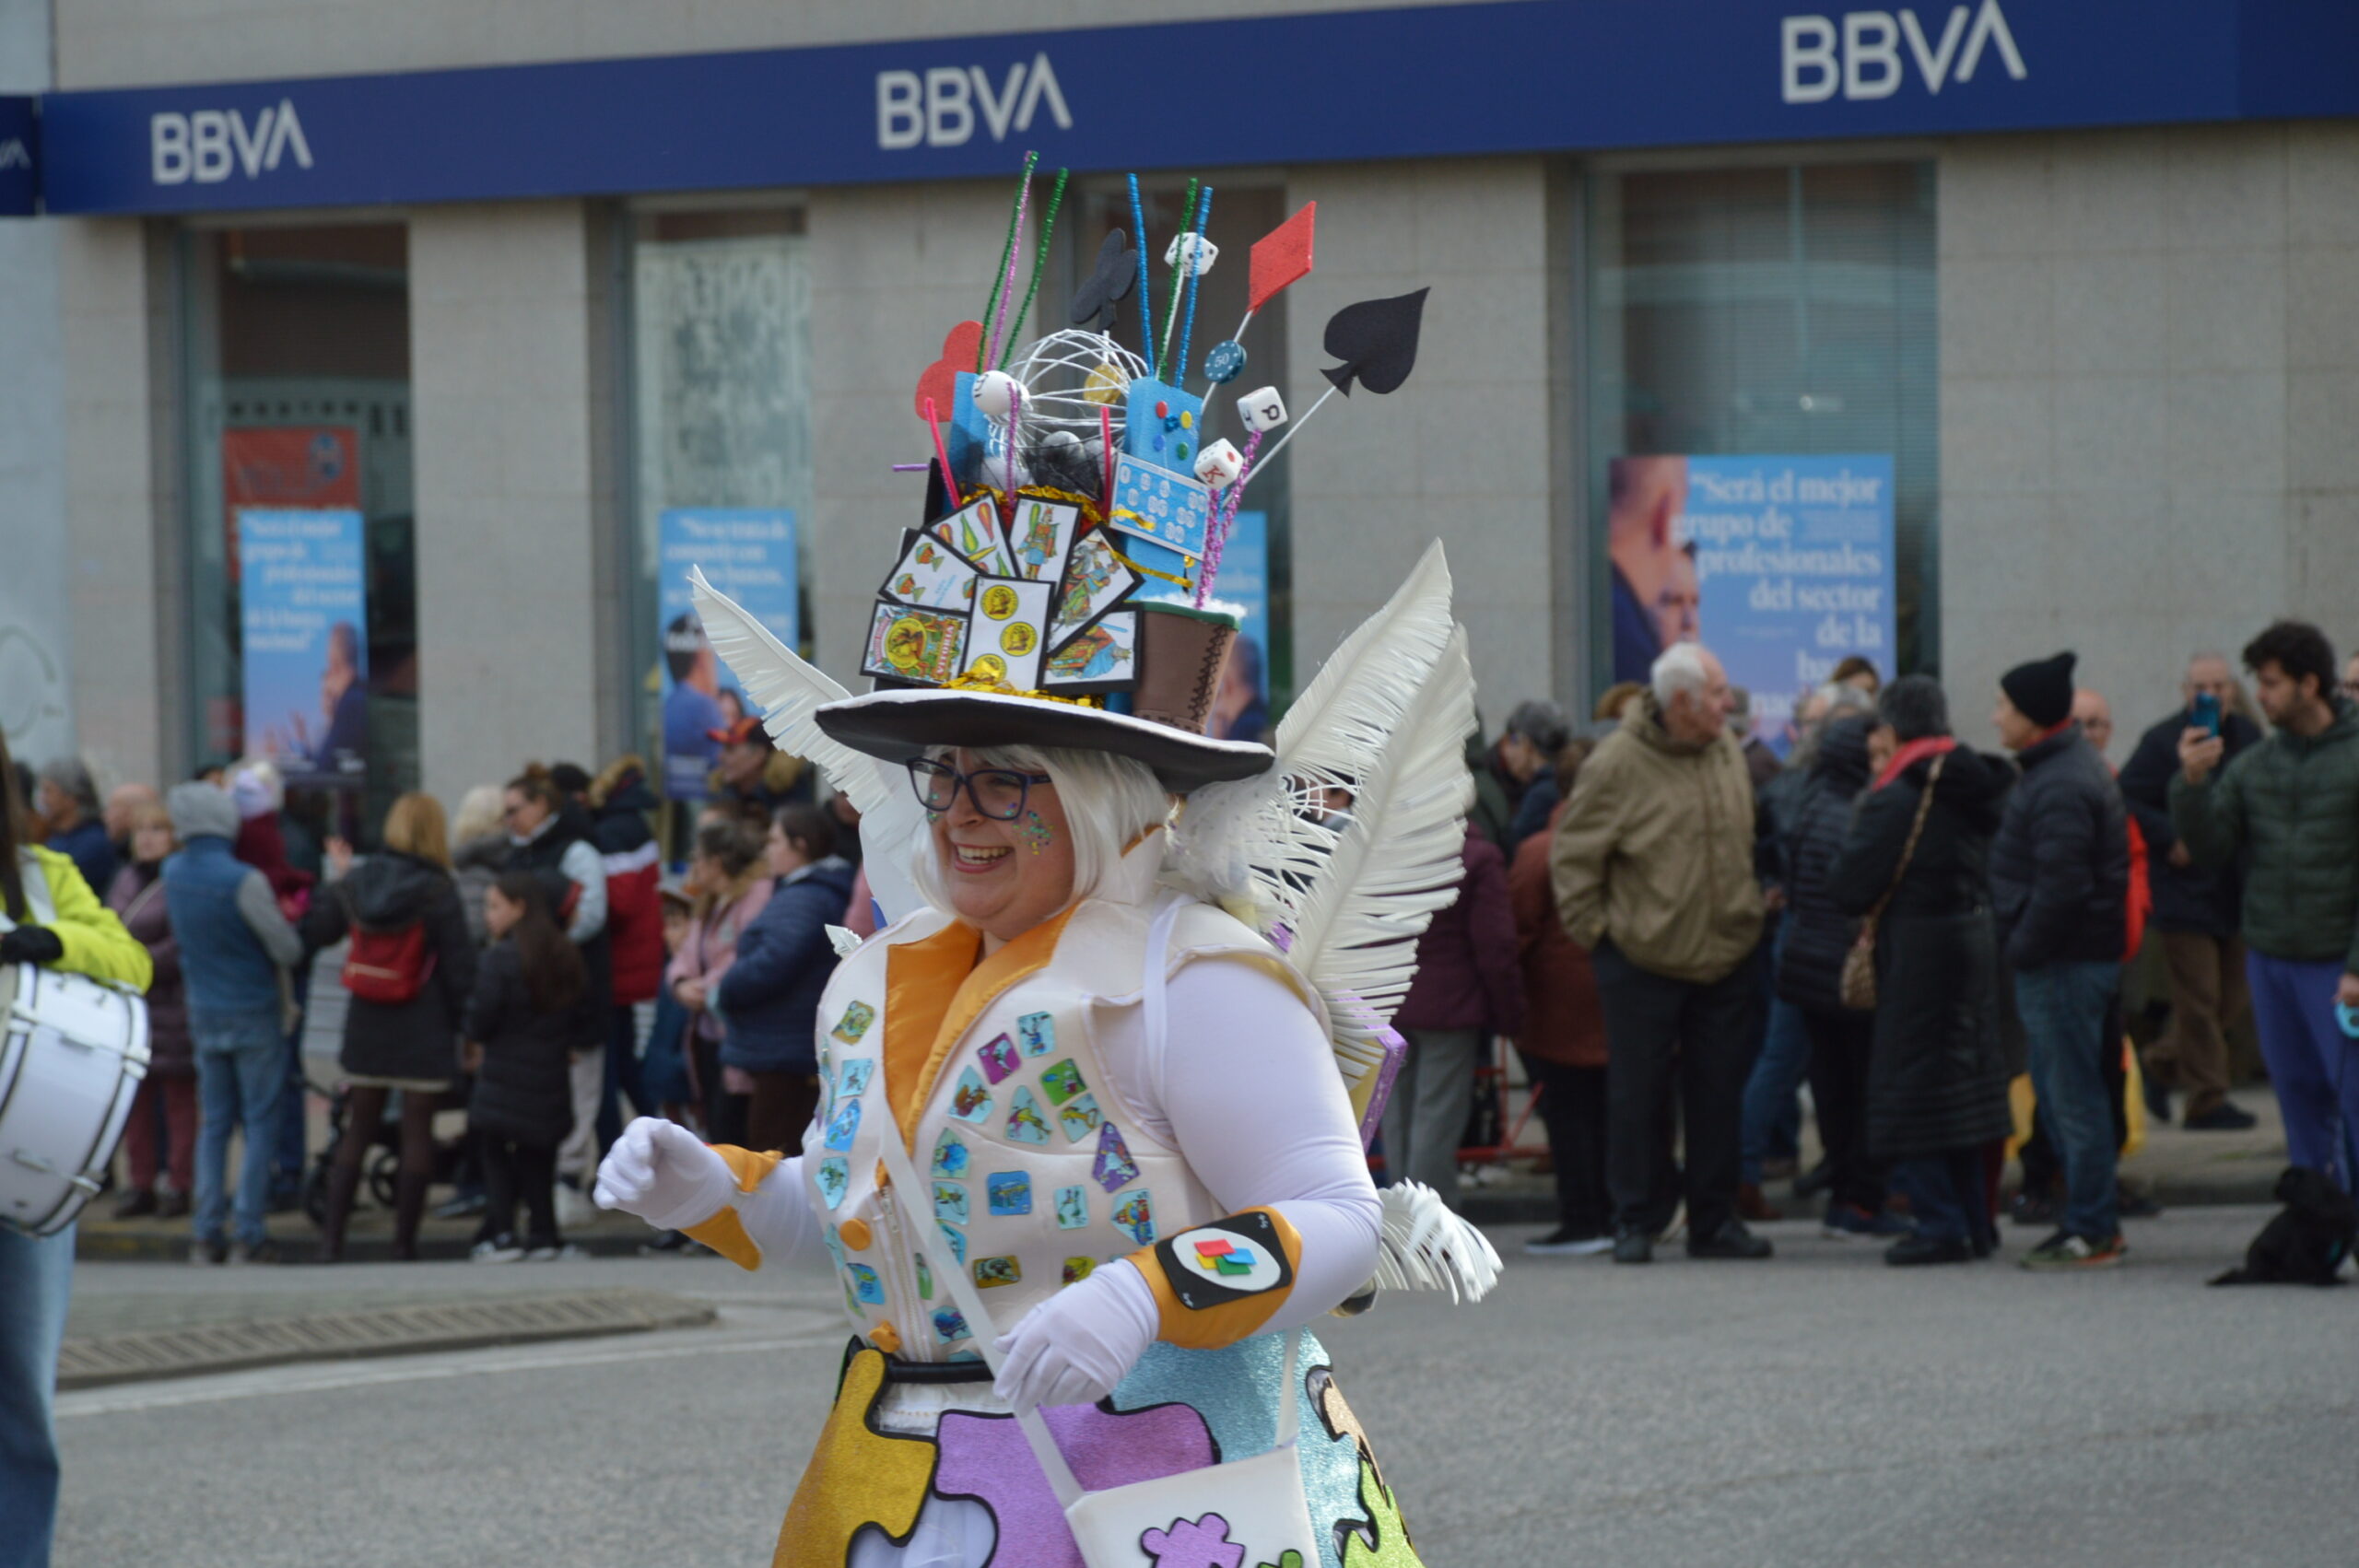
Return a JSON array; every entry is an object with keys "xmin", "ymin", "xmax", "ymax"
[
  {"xmin": 1097, "ymin": 957, "xmax": 1381, "ymax": 1329},
  {"xmin": 731, "ymin": 1153, "xmax": 830, "ymax": 1274},
  {"xmin": 558, "ymin": 838, "xmax": 607, "ymax": 943}
]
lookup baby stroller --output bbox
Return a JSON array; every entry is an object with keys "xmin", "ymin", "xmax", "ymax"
[{"xmin": 300, "ymin": 1074, "xmax": 466, "ymax": 1227}]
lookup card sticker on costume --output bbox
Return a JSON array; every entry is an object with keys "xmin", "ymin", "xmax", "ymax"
[
  {"xmin": 816, "ymin": 1157, "xmax": 851, "ymax": 1209},
  {"xmin": 836, "ymin": 1059, "xmax": 875, "ymax": 1100},
  {"xmin": 1156, "ymin": 1212, "xmax": 1297, "ymax": 1312},
  {"xmin": 1093, "ymin": 1122, "xmax": 1141, "ymax": 1193},
  {"xmin": 1043, "ymin": 611, "xmax": 1138, "ymax": 693},
  {"xmin": 822, "ymin": 1097, "xmax": 862, "ymax": 1152},
  {"xmin": 915, "ymin": 1251, "xmax": 934, "ymax": 1300},
  {"xmin": 1109, "ymin": 453, "xmax": 1211, "ymax": 559},
  {"xmin": 949, "ymin": 1067, "xmax": 992, "ymax": 1124},
  {"xmin": 863, "ymin": 601, "xmax": 968, "ymax": 685},
  {"xmin": 1111, "ymin": 1188, "xmax": 1156, "ymax": 1246},
  {"xmin": 830, "ymin": 1001, "xmax": 877, "ymax": 1045},
  {"xmin": 1039, "ymin": 1059, "xmax": 1087, "ymax": 1106},
  {"xmin": 1004, "ymin": 1085, "xmax": 1052, "ymax": 1146},
  {"xmin": 848, "ymin": 1263, "xmax": 886, "ymax": 1305},
  {"xmin": 823, "ymin": 1223, "xmax": 848, "ymax": 1270},
  {"xmin": 1058, "ymin": 1092, "xmax": 1103, "ymax": 1143},
  {"xmin": 973, "ymin": 1255, "xmax": 1023, "ymax": 1290},
  {"xmin": 986, "ymin": 1172, "xmax": 1033, "ymax": 1217},
  {"xmin": 937, "ymin": 1220, "xmax": 968, "ymax": 1266},
  {"xmin": 976, "ymin": 1033, "xmax": 1022, "ymax": 1084},
  {"xmin": 1122, "ymin": 377, "xmax": 1206, "ymax": 478},
  {"xmin": 1017, "ymin": 1012, "xmax": 1056, "ymax": 1058},
  {"xmin": 1055, "ymin": 1184, "xmax": 1089, "ymax": 1230},
  {"xmin": 1062, "ymin": 1257, "xmax": 1097, "ymax": 1285},
  {"xmin": 882, "ymin": 528, "xmax": 980, "ymax": 611},
  {"xmin": 1050, "ymin": 531, "xmax": 1142, "ymax": 643},
  {"xmin": 933, "ymin": 1181, "xmax": 969, "ymax": 1226},
  {"xmin": 962, "ymin": 576, "xmax": 1052, "ymax": 692},
  {"xmin": 1007, "ymin": 497, "xmax": 1080, "ymax": 582},
  {"xmin": 932, "ymin": 1306, "xmax": 970, "ymax": 1344},
  {"xmin": 931, "ymin": 1129, "xmax": 971, "ymax": 1179},
  {"xmin": 930, "ymin": 496, "xmax": 1017, "ymax": 578}
]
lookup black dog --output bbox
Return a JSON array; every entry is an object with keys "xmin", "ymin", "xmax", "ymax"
[{"xmin": 2210, "ymin": 1167, "xmax": 2358, "ymax": 1286}]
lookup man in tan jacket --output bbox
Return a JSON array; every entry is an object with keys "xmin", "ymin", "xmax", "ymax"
[{"xmin": 1553, "ymin": 641, "xmax": 1771, "ymax": 1264}]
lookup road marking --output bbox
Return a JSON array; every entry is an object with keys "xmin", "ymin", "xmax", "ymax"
[{"xmin": 58, "ymin": 1325, "xmax": 846, "ymax": 1418}]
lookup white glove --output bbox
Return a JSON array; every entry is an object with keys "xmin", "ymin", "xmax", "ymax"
[
  {"xmin": 992, "ymin": 1258, "xmax": 1159, "ymax": 1410},
  {"xmin": 593, "ymin": 1117, "xmax": 738, "ymax": 1233}
]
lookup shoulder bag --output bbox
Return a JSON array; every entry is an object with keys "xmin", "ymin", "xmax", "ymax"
[{"xmin": 1838, "ymin": 754, "xmax": 1945, "ymax": 1012}]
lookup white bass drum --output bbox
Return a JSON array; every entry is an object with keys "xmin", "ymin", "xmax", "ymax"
[{"xmin": 0, "ymin": 961, "xmax": 151, "ymax": 1235}]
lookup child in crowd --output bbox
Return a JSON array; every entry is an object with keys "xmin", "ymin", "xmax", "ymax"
[{"xmin": 464, "ymin": 872, "xmax": 597, "ymax": 1260}]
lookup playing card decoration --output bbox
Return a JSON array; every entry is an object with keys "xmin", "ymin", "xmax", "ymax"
[
  {"xmin": 1247, "ymin": 203, "xmax": 1317, "ymax": 315},
  {"xmin": 1070, "ymin": 228, "xmax": 1139, "ymax": 332},
  {"xmin": 1320, "ymin": 288, "xmax": 1429, "ymax": 397}
]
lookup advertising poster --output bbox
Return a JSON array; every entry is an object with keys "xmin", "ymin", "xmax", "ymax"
[
  {"xmin": 239, "ymin": 509, "xmax": 368, "ymax": 787},
  {"xmin": 1207, "ymin": 510, "xmax": 1272, "ymax": 746},
  {"xmin": 1608, "ymin": 455, "xmax": 1895, "ymax": 753},
  {"xmin": 658, "ymin": 508, "xmax": 797, "ymax": 801}
]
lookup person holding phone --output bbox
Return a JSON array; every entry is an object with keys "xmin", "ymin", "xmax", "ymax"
[
  {"xmin": 2171, "ymin": 623, "xmax": 2359, "ymax": 1189},
  {"xmin": 2118, "ymin": 653, "xmax": 2263, "ymax": 1129}
]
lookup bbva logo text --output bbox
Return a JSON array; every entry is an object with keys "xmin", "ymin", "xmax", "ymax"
[
  {"xmin": 1782, "ymin": 0, "xmax": 2026, "ymax": 102},
  {"xmin": 877, "ymin": 53, "xmax": 1072, "ymax": 150},
  {"xmin": 151, "ymin": 99, "xmax": 313, "ymax": 185},
  {"xmin": 0, "ymin": 139, "xmax": 29, "ymax": 172}
]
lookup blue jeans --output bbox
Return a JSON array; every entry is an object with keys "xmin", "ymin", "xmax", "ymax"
[
  {"xmin": 1742, "ymin": 997, "xmax": 1811, "ymax": 1184},
  {"xmin": 2246, "ymin": 952, "xmax": 2359, "ymax": 1188},
  {"xmin": 2016, "ymin": 960, "xmax": 2121, "ymax": 1241},
  {"xmin": 0, "ymin": 1225, "xmax": 73, "ymax": 1568},
  {"xmin": 192, "ymin": 1008, "xmax": 288, "ymax": 1247}
]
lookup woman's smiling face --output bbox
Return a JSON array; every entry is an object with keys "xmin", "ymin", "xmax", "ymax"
[{"xmin": 928, "ymin": 748, "xmax": 1077, "ymax": 944}]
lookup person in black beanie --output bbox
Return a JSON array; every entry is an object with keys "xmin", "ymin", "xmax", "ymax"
[{"xmin": 1989, "ymin": 650, "xmax": 2131, "ymax": 1270}]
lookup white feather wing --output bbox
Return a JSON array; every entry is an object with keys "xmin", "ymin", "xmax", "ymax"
[
  {"xmin": 1165, "ymin": 541, "xmax": 1459, "ymax": 930},
  {"xmin": 687, "ymin": 566, "xmax": 928, "ymax": 924},
  {"xmin": 1285, "ymin": 624, "xmax": 1479, "ymax": 1037}
]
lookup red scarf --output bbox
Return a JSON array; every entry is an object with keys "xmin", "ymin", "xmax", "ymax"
[{"xmin": 1873, "ymin": 735, "xmax": 1956, "ymax": 791}]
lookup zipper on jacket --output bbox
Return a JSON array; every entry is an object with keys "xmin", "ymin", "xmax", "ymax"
[{"xmin": 874, "ymin": 1176, "xmax": 933, "ymax": 1363}]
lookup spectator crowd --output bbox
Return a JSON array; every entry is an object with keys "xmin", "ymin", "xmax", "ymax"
[
  {"xmin": 1420, "ymin": 620, "xmax": 2359, "ymax": 1275},
  {"xmin": 7, "ymin": 723, "xmax": 860, "ymax": 1266}
]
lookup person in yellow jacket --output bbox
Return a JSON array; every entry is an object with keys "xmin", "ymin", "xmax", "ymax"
[
  {"xmin": 1552, "ymin": 640, "xmax": 1772, "ymax": 1265},
  {"xmin": 1, "ymin": 734, "xmax": 151, "ymax": 1568}
]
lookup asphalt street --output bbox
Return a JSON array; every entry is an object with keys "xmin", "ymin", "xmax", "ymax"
[{"xmin": 53, "ymin": 1206, "xmax": 2358, "ymax": 1568}]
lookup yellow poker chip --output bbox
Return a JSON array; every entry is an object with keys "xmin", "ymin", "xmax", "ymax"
[
  {"xmin": 1083, "ymin": 361, "xmax": 1126, "ymax": 405},
  {"xmin": 1001, "ymin": 623, "xmax": 1038, "ymax": 656},
  {"xmin": 980, "ymin": 585, "xmax": 1018, "ymax": 621}
]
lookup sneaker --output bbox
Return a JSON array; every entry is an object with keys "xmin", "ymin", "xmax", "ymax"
[
  {"xmin": 1736, "ymin": 1182, "xmax": 1785, "ymax": 1223},
  {"xmin": 227, "ymin": 1238, "xmax": 281, "ymax": 1265},
  {"xmin": 189, "ymin": 1237, "xmax": 228, "ymax": 1267},
  {"xmin": 2183, "ymin": 1102, "xmax": 2259, "ymax": 1131},
  {"xmin": 2021, "ymin": 1231, "xmax": 2127, "ymax": 1271},
  {"xmin": 1613, "ymin": 1227, "xmax": 1654, "ymax": 1265},
  {"xmin": 1524, "ymin": 1227, "xmax": 1614, "ymax": 1258},
  {"xmin": 113, "ymin": 1188, "xmax": 158, "ymax": 1220},
  {"xmin": 1686, "ymin": 1218, "xmax": 1775, "ymax": 1260},
  {"xmin": 1885, "ymin": 1234, "xmax": 1974, "ymax": 1267},
  {"xmin": 470, "ymin": 1237, "xmax": 524, "ymax": 1263},
  {"xmin": 1822, "ymin": 1201, "xmax": 1914, "ymax": 1239},
  {"xmin": 524, "ymin": 1243, "xmax": 585, "ymax": 1262}
]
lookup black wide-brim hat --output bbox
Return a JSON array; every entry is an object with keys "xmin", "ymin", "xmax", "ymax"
[{"xmin": 814, "ymin": 688, "xmax": 1273, "ymax": 793}]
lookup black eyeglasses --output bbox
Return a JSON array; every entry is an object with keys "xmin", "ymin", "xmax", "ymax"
[{"xmin": 907, "ymin": 758, "xmax": 1053, "ymax": 822}]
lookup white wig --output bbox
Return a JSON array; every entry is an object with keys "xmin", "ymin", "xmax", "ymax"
[
  {"xmin": 1650, "ymin": 640, "xmax": 1713, "ymax": 706},
  {"xmin": 908, "ymin": 743, "xmax": 1174, "ymax": 916}
]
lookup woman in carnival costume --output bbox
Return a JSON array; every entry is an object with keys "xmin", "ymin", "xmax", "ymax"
[{"xmin": 597, "ymin": 174, "xmax": 1482, "ymax": 1568}]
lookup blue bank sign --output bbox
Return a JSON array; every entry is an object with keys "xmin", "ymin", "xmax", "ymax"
[{"xmin": 24, "ymin": 0, "xmax": 2359, "ymax": 215}]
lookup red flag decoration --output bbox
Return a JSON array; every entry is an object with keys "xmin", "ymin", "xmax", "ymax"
[{"xmin": 1247, "ymin": 203, "xmax": 1317, "ymax": 315}]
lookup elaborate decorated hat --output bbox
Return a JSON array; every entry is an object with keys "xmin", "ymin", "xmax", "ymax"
[{"xmin": 808, "ymin": 156, "xmax": 1429, "ymax": 791}]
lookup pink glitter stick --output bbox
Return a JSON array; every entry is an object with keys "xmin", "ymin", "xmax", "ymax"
[
  {"xmin": 1195, "ymin": 427, "xmax": 1264, "ymax": 605},
  {"xmin": 923, "ymin": 396, "xmax": 960, "ymax": 509},
  {"xmin": 986, "ymin": 170, "xmax": 1033, "ymax": 370}
]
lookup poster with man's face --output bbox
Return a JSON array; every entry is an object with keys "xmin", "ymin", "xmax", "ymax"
[
  {"xmin": 1609, "ymin": 455, "xmax": 1895, "ymax": 752},
  {"xmin": 658, "ymin": 509, "xmax": 797, "ymax": 801},
  {"xmin": 239, "ymin": 509, "xmax": 368, "ymax": 787}
]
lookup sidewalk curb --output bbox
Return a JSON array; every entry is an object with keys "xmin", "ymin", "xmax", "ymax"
[{"xmin": 58, "ymin": 1286, "xmax": 716, "ymax": 1390}]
